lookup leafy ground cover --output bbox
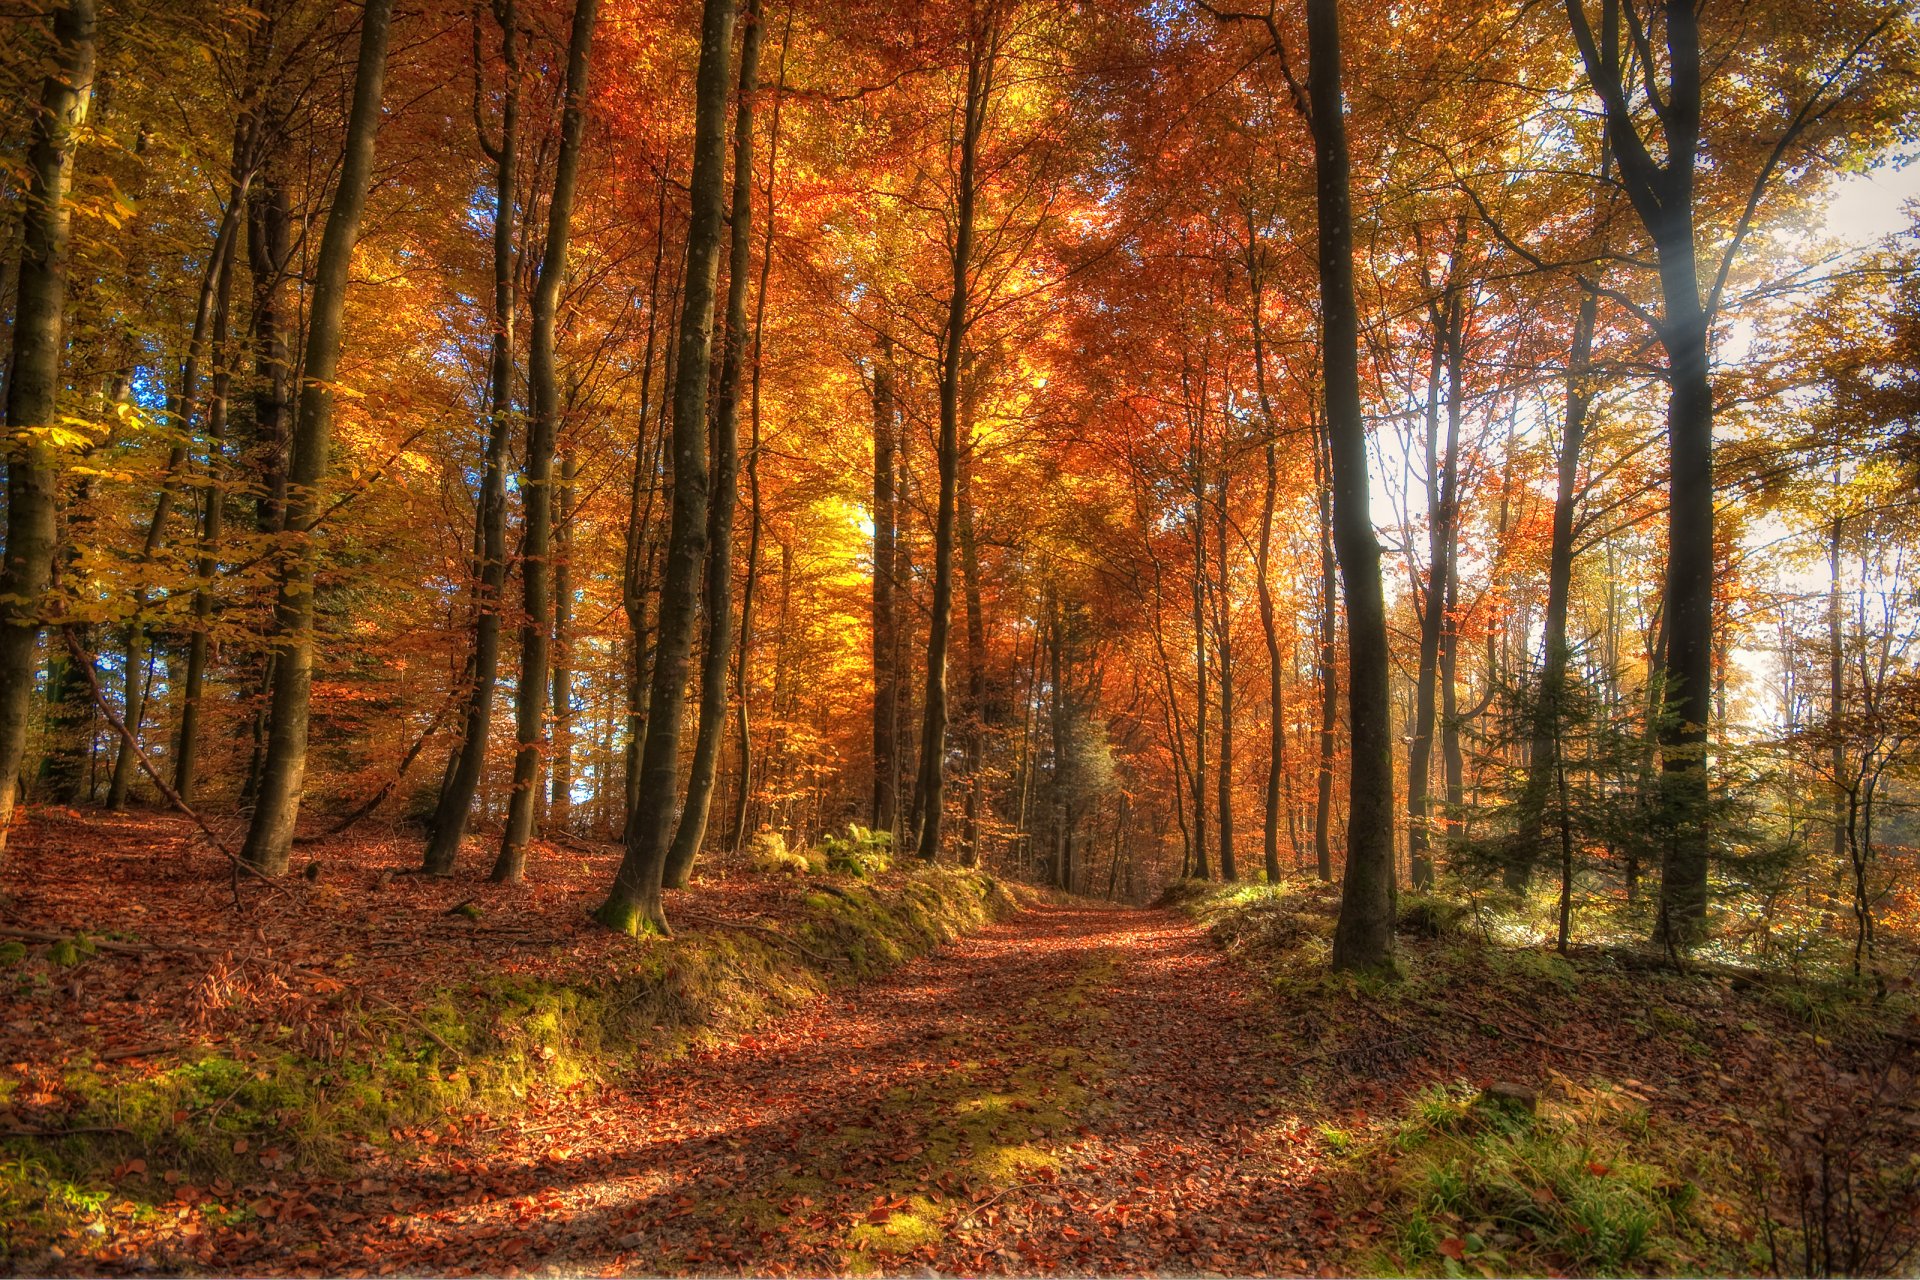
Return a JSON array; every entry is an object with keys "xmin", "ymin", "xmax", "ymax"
[
  {"xmin": 1173, "ymin": 878, "xmax": 1920, "ymax": 1277},
  {"xmin": 4, "ymin": 811, "xmax": 1917, "ymax": 1276}
]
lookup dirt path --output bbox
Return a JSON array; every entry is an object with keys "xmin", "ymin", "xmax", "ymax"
[{"xmin": 211, "ymin": 902, "xmax": 1340, "ymax": 1277}]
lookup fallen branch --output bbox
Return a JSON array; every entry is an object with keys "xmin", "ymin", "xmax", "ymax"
[
  {"xmin": 364, "ymin": 992, "xmax": 461, "ymax": 1060},
  {"xmin": 0, "ymin": 926, "xmax": 223, "ymax": 957},
  {"xmin": 297, "ymin": 686, "xmax": 461, "ymax": 843},
  {"xmin": 59, "ymin": 627, "xmax": 287, "ymax": 901},
  {"xmin": 2, "ymin": 1125, "xmax": 133, "ymax": 1139}
]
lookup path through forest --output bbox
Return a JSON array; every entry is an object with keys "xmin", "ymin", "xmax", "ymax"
[{"xmin": 240, "ymin": 902, "xmax": 1342, "ymax": 1276}]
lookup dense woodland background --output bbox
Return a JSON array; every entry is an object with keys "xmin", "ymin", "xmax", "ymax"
[{"xmin": 2, "ymin": 0, "xmax": 1919, "ymax": 973}]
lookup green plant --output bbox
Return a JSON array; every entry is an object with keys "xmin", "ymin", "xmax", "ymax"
[{"xmin": 819, "ymin": 824, "xmax": 893, "ymax": 879}]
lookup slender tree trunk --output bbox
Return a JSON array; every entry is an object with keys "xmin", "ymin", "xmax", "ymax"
[
  {"xmin": 241, "ymin": 0, "xmax": 395, "ymax": 874},
  {"xmin": 1311, "ymin": 0, "xmax": 1397, "ymax": 975},
  {"xmin": 1215, "ymin": 464, "xmax": 1236, "ymax": 881},
  {"xmin": 1513, "ymin": 286, "xmax": 1599, "ymax": 885},
  {"xmin": 1407, "ymin": 313, "xmax": 1446, "ymax": 889},
  {"xmin": 665, "ymin": 0, "xmax": 762, "ymax": 887},
  {"xmin": 1313, "ymin": 417, "xmax": 1337, "ymax": 882},
  {"xmin": 958, "ymin": 364, "xmax": 987, "ymax": 868},
  {"xmin": 175, "ymin": 179, "xmax": 245, "ymax": 801},
  {"xmin": 1189, "ymin": 415, "xmax": 1210, "ymax": 881},
  {"xmin": 1247, "ymin": 219, "xmax": 1288, "ymax": 884},
  {"xmin": 913, "ymin": 15, "xmax": 994, "ymax": 862},
  {"xmin": 871, "ymin": 333, "xmax": 899, "ymax": 832},
  {"xmin": 597, "ymin": 0, "xmax": 735, "ymax": 933},
  {"xmin": 548, "ymin": 451, "xmax": 577, "ymax": 829},
  {"xmin": 240, "ymin": 0, "xmax": 395, "ymax": 870},
  {"xmin": 729, "ymin": 5, "xmax": 789, "ymax": 854},
  {"xmin": 0, "ymin": 0, "xmax": 95, "ymax": 857},
  {"xmin": 495, "ymin": 0, "xmax": 598, "ymax": 883},
  {"xmin": 622, "ymin": 193, "xmax": 677, "ymax": 832},
  {"xmin": 426, "ymin": 0, "xmax": 520, "ymax": 874},
  {"xmin": 108, "ymin": 193, "xmax": 245, "ymax": 809}
]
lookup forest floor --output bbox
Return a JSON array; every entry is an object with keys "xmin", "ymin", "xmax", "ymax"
[{"xmin": 4, "ymin": 811, "xmax": 1918, "ymax": 1276}]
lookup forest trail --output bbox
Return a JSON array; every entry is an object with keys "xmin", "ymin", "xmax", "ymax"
[{"xmin": 267, "ymin": 901, "xmax": 1336, "ymax": 1276}]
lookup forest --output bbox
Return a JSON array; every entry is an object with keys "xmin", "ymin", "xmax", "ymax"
[{"xmin": 2, "ymin": 0, "xmax": 1919, "ymax": 1274}]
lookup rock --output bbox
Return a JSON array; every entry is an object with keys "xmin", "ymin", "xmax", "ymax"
[{"xmin": 1476, "ymin": 1081, "xmax": 1538, "ymax": 1115}]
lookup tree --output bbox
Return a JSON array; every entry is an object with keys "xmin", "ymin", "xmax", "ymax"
[
  {"xmin": 424, "ymin": 0, "xmax": 521, "ymax": 876},
  {"xmin": 495, "ymin": 0, "xmax": 600, "ymax": 884},
  {"xmin": 1304, "ymin": 0, "xmax": 1397, "ymax": 975},
  {"xmin": 241, "ymin": 0, "xmax": 396, "ymax": 875},
  {"xmin": 912, "ymin": 3, "xmax": 998, "ymax": 863},
  {"xmin": 597, "ymin": 0, "xmax": 736, "ymax": 934},
  {"xmin": 664, "ymin": 0, "xmax": 765, "ymax": 890},
  {"xmin": 0, "ymin": 0, "xmax": 96, "ymax": 858}
]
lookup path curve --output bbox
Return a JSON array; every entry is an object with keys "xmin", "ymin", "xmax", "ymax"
[{"xmin": 261, "ymin": 903, "xmax": 1338, "ymax": 1276}]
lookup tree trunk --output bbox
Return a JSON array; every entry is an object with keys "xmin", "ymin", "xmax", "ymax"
[
  {"xmin": 174, "ymin": 172, "xmax": 245, "ymax": 802},
  {"xmin": 1214, "ymin": 463, "xmax": 1236, "ymax": 882},
  {"xmin": 1189, "ymin": 406, "xmax": 1210, "ymax": 881},
  {"xmin": 0, "ymin": 0, "xmax": 95, "ymax": 857},
  {"xmin": 494, "ymin": 0, "xmax": 597, "ymax": 883},
  {"xmin": 665, "ymin": 0, "xmax": 762, "ymax": 888},
  {"xmin": 1310, "ymin": 0, "xmax": 1397, "ymax": 975},
  {"xmin": 548, "ymin": 450, "xmax": 577, "ymax": 830},
  {"xmin": 597, "ymin": 0, "xmax": 734, "ymax": 933},
  {"xmin": 1512, "ymin": 286, "xmax": 1599, "ymax": 886},
  {"xmin": 240, "ymin": 0, "xmax": 394, "ymax": 874},
  {"xmin": 729, "ymin": 6, "xmax": 788, "ymax": 854},
  {"xmin": 425, "ymin": 0, "xmax": 520, "ymax": 875},
  {"xmin": 1312, "ymin": 417, "xmax": 1336, "ymax": 882},
  {"xmin": 870, "ymin": 332, "xmax": 899, "ymax": 832},
  {"xmin": 1246, "ymin": 218, "xmax": 1288, "ymax": 884},
  {"xmin": 622, "ymin": 191, "xmax": 678, "ymax": 832},
  {"xmin": 912, "ymin": 14, "xmax": 994, "ymax": 863},
  {"xmin": 108, "ymin": 191, "xmax": 246, "ymax": 809},
  {"xmin": 958, "ymin": 362, "xmax": 987, "ymax": 868},
  {"xmin": 1564, "ymin": 0, "xmax": 1713, "ymax": 945}
]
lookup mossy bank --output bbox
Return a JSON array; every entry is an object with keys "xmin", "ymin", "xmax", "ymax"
[{"xmin": 0, "ymin": 866, "xmax": 1018, "ymax": 1264}]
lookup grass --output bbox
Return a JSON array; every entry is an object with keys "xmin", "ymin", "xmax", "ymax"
[{"xmin": 1363, "ymin": 1081, "xmax": 1720, "ymax": 1277}]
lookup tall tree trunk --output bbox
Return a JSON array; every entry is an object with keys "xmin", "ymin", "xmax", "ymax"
[
  {"xmin": 174, "ymin": 167, "xmax": 246, "ymax": 801},
  {"xmin": 495, "ymin": 0, "xmax": 598, "ymax": 883},
  {"xmin": 1247, "ymin": 216, "xmax": 1288, "ymax": 884},
  {"xmin": 729, "ymin": 5, "xmax": 789, "ymax": 854},
  {"xmin": 1565, "ymin": 0, "xmax": 1712, "ymax": 946},
  {"xmin": 239, "ymin": 134, "xmax": 294, "ymax": 809},
  {"xmin": 108, "ymin": 193, "xmax": 246, "ymax": 809},
  {"xmin": 664, "ymin": 0, "xmax": 763, "ymax": 887},
  {"xmin": 1189, "ymin": 403, "xmax": 1210, "ymax": 881},
  {"xmin": 548, "ymin": 450, "xmax": 577, "ymax": 829},
  {"xmin": 1214, "ymin": 463, "xmax": 1236, "ymax": 882},
  {"xmin": 1408, "ymin": 278, "xmax": 1463, "ymax": 889},
  {"xmin": 958, "ymin": 362, "xmax": 987, "ymax": 868},
  {"xmin": 870, "ymin": 332, "xmax": 899, "ymax": 832},
  {"xmin": 1313, "ymin": 417, "xmax": 1336, "ymax": 882},
  {"xmin": 0, "ymin": 0, "xmax": 95, "ymax": 857},
  {"xmin": 240, "ymin": 0, "xmax": 394, "ymax": 874},
  {"xmin": 1310, "ymin": 0, "xmax": 1397, "ymax": 975},
  {"xmin": 597, "ymin": 0, "xmax": 735, "ymax": 933},
  {"xmin": 912, "ymin": 12, "xmax": 994, "ymax": 862},
  {"xmin": 623, "ymin": 194, "xmax": 678, "ymax": 831},
  {"xmin": 1512, "ymin": 285, "xmax": 1599, "ymax": 885},
  {"xmin": 425, "ymin": 0, "xmax": 520, "ymax": 875}
]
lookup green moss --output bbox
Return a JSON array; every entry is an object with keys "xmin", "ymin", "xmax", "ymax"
[{"xmin": 847, "ymin": 1194, "xmax": 944, "ymax": 1255}]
